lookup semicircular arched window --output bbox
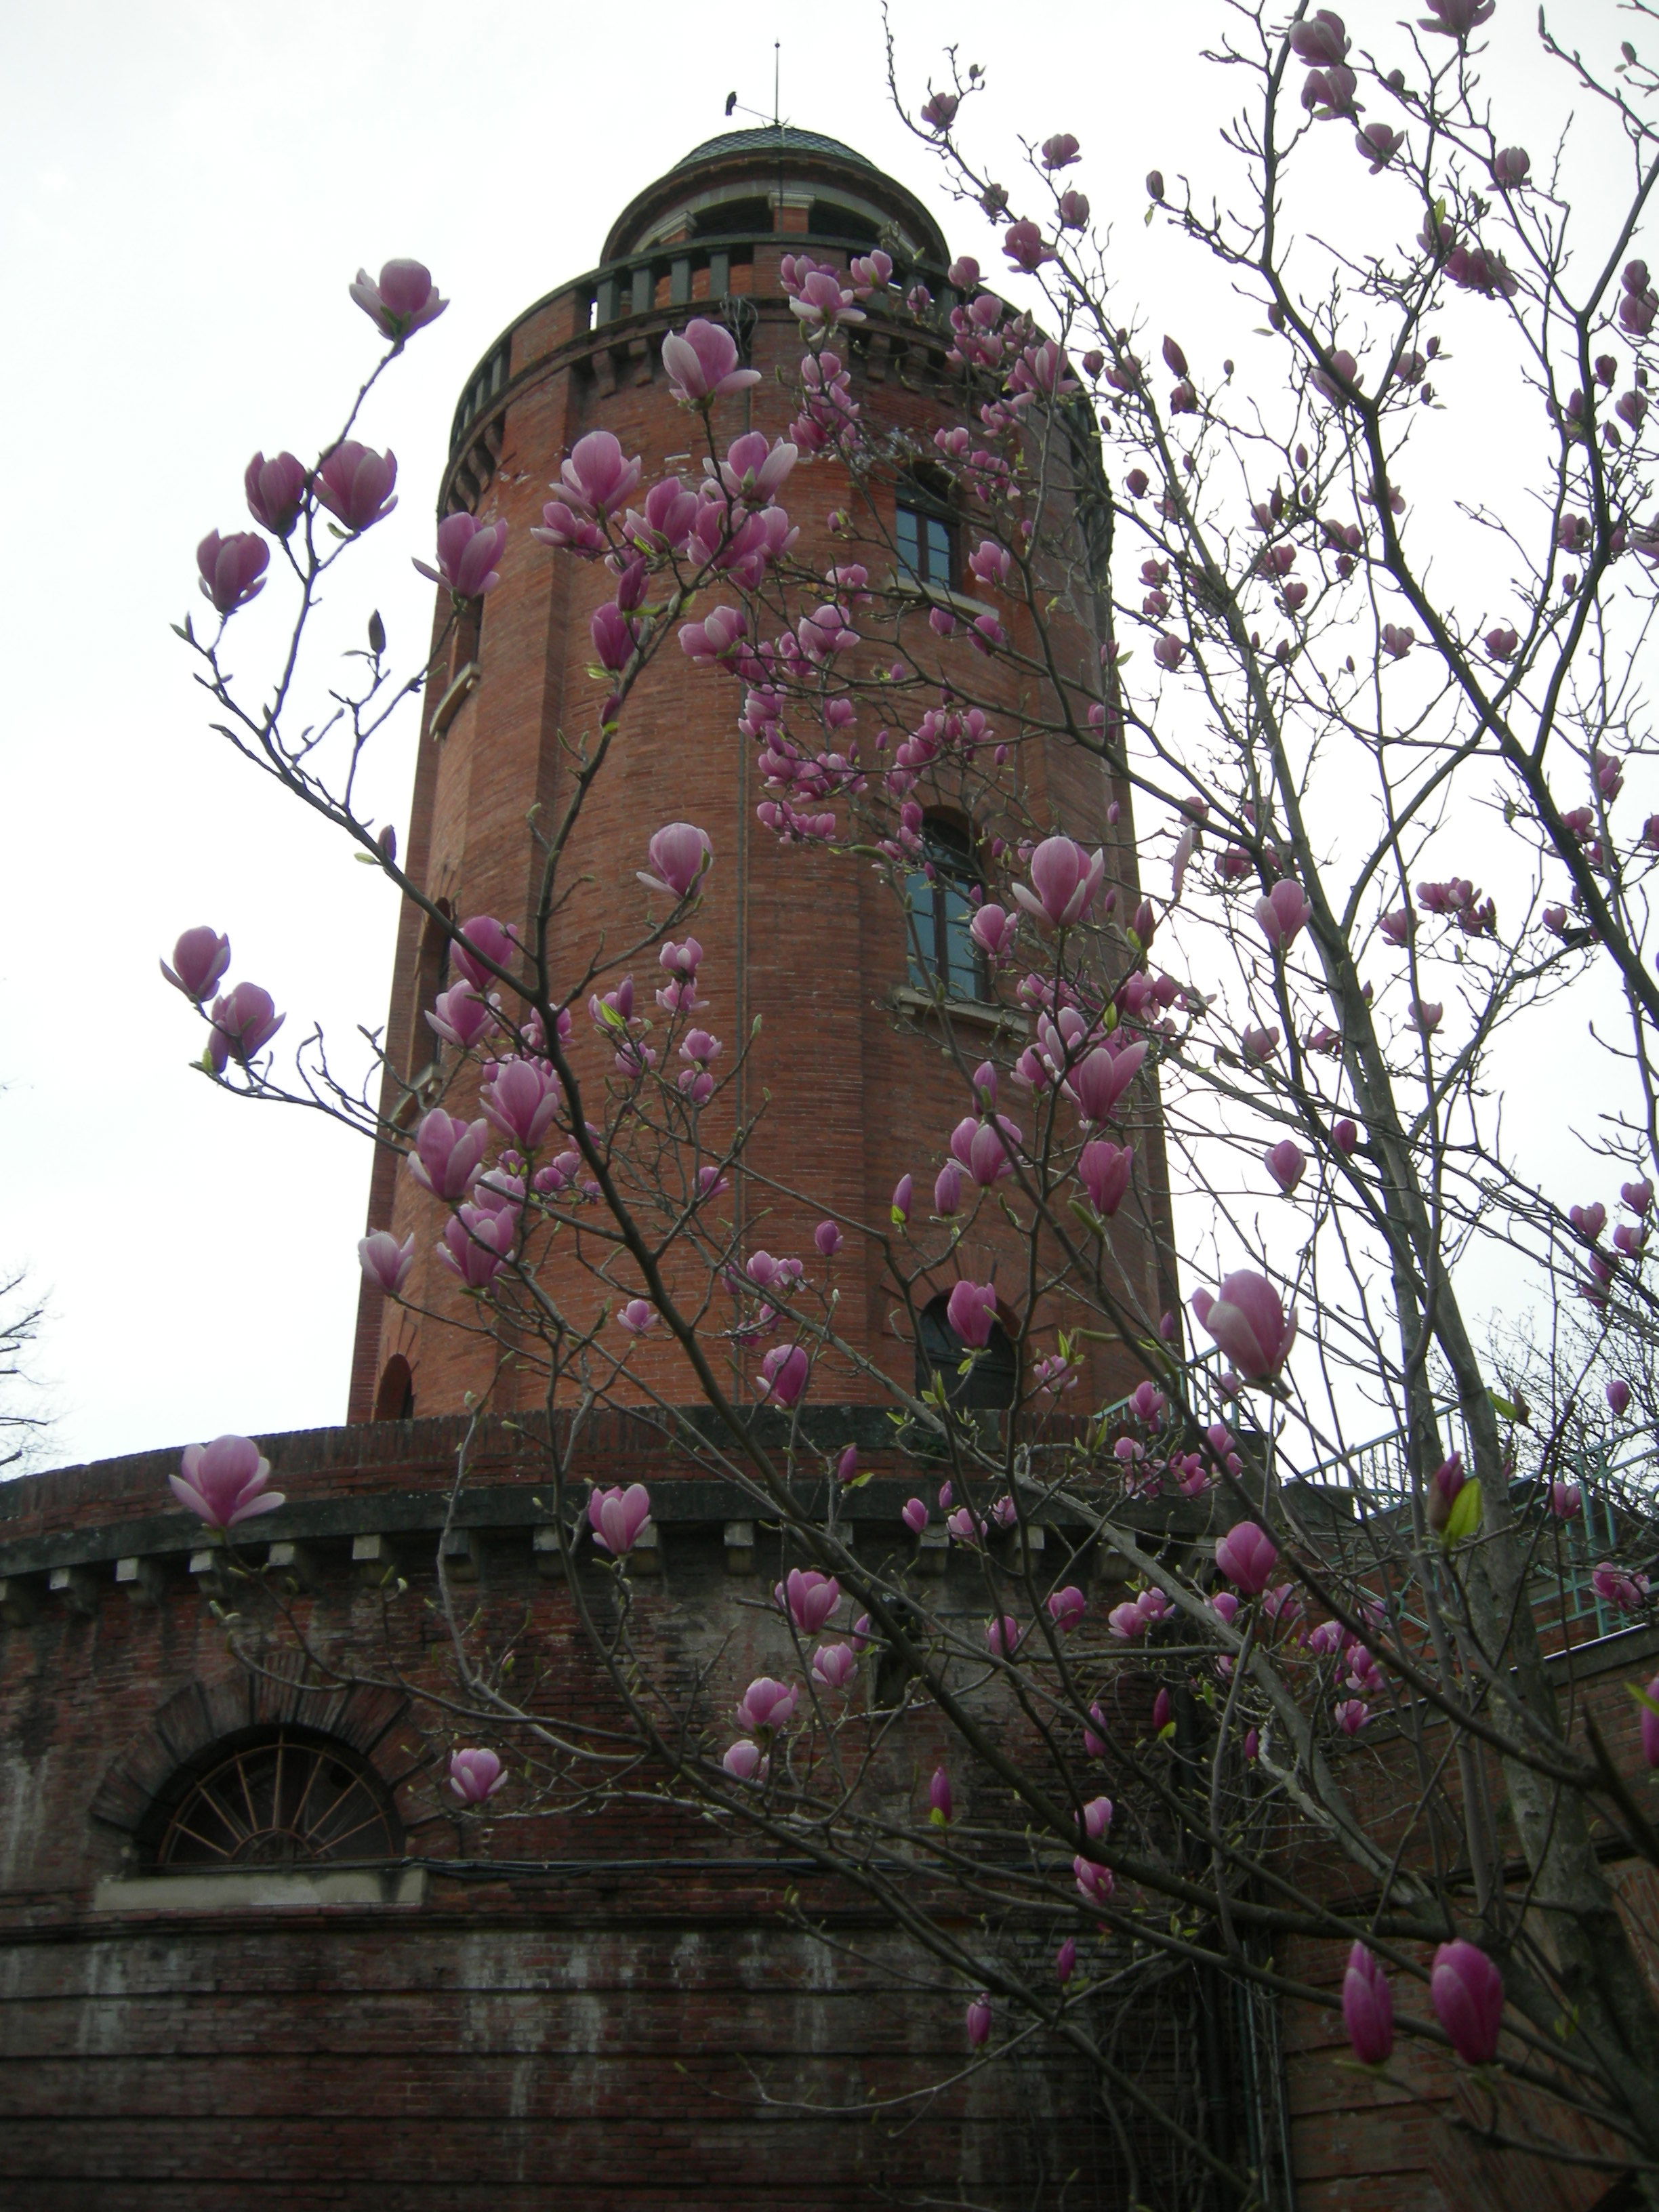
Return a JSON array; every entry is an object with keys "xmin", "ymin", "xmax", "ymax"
[
  {"xmin": 905, "ymin": 818, "xmax": 989, "ymax": 1004},
  {"xmin": 916, "ymin": 1291, "xmax": 1018, "ymax": 1411},
  {"xmin": 146, "ymin": 1725, "xmax": 403, "ymax": 1870}
]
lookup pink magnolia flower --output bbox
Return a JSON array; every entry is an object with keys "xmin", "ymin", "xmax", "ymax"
[
  {"xmin": 1256, "ymin": 879, "xmax": 1313, "ymax": 949},
  {"xmin": 950, "ymin": 1115, "xmax": 1022, "ymax": 1188},
  {"xmin": 1420, "ymin": 0, "xmax": 1494, "ymax": 39},
  {"xmin": 1073, "ymin": 1856, "xmax": 1115, "ymax": 1906},
  {"xmin": 1607, "ymin": 1378, "xmax": 1633, "ymax": 1418},
  {"xmin": 1083, "ymin": 1702, "xmax": 1110, "ymax": 1756},
  {"xmin": 414, "ymin": 513, "xmax": 508, "ymax": 599},
  {"xmin": 244, "ymin": 451, "xmax": 307, "ymax": 538},
  {"xmin": 1012, "ymin": 836, "xmax": 1105, "ymax": 933},
  {"xmin": 207, "ymin": 982, "xmax": 285, "ymax": 1069},
  {"xmin": 639, "ymin": 823, "xmax": 713, "ymax": 900},
  {"xmin": 481, "ymin": 1059, "xmax": 562, "ymax": 1150},
  {"xmin": 778, "ymin": 1568, "xmax": 841, "ymax": 1635},
  {"xmin": 891, "ymin": 1174, "xmax": 914, "ymax": 1224},
  {"xmin": 1191, "ymin": 1272, "xmax": 1297, "ymax": 1381},
  {"xmin": 1593, "ymin": 1563, "xmax": 1651, "ymax": 1614},
  {"xmin": 969, "ymin": 903, "xmax": 1020, "ymax": 958},
  {"xmin": 1334, "ymin": 1118, "xmax": 1359, "ymax": 1155},
  {"xmin": 426, "ymin": 980, "xmax": 499, "ymax": 1052},
  {"xmin": 1081, "ymin": 1794, "xmax": 1113, "ymax": 1839},
  {"xmin": 723, "ymin": 1739, "xmax": 766, "ymax": 1782},
  {"xmin": 678, "ymin": 605, "xmax": 749, "ymax": 663},
  {"xmin": 1343, "ymin": 1944, "xmax": 1394, "ymax": 2065},
  {"xmin": 1078, "ymin": 1139, "xmax": 1134, "ymax": 1217},
  {"xmin": 985, "ymin": 1614, "xmax": 1023, "ymax": 1657},
  {"xmin": 1108, "ymin": 1599, "xmax": 1147, "ymax": 1641},
  {"xmin": 1623, "ymin": 1179, "xmax": 1654, "ymax": 1216},
  {"xmin": 1265, "ymin": 1141, "xmax": 1306, "ymax": 1194},
  {"xmin": 1290, "ymin": 8, "xmax": 1349, "ymax": 62},
  {"xmin": 934, "ymin": 1161, "xmax": 964, "ymax": 1216},
  {"xmin": 171, "ymin": 1435, "xmax": 285, "ymax": 1530},
  {"xmin": 1002, "ymin": 218, "xmax": 1054, "ymax": 272},
  {"xmin": 1151, "ymin": 1687, "xmax": 1173, "ymax": 1733},
  {"xmin": 162, "ymin": 926, "xmax": 231, "ymax": 1004},
  {"xmin": 349, "ymin": 258, "xmax": 447, "ymax": 339},
  {"xmin": 449, "ymin": 1748, "xmax": 506, "ymax": 1804},
  {"xmin": 965, "ymin": 1994, "xmax": 992, "ymax": 2047},
  {"xmin": 1431, "ymin": 1940, "xmax": 1504, "ymax": 2064},
  {"xmin": 736, "ymin": 1677, "xmax": 798, "ymax": 1734},
  {"xmin": 437, "ymin": 1204, "xmax": 515, "ymax": 1289},
  {"xmin": 1215, "ymin": 1521, "xmax": 1280, "ymax": 1594},
  {"xmin": 757, "ymin": 1343, "xmax": 810, "ymax": 1407},
  {"xmin": 617, "ymin": 1299, "xmax": 655, "ymax": 1335},
  {"xmin": 588, "ymin": 1482, "xmax": 652, "ymax": 1557},
  {"xmin": 314, "ymin": 442, "xmax": 398, "ymax": 533},
  {"xmin": 554, "ymin": 430, "xmax": 642, "ymax": 518},
  {"xmin": 1433, "ymin": 1442, "xmax": 1469, "ymax": 1530},
  {"xmin": 1047, "ymin": 1585, "xmax": 1087, "ymax": 1632},
  {"xmin": 197, "ymin": 530, "xmax": 269, "ymax": 613},
  {"xmin": 358, "ymin": 1230, "xmax": 415, "ymax": 1296},
  {"xmin": 813, "ymin": 1642, "xmax": 859, "ymax": 1689},
  {"xmin": 1334, "ymin": 1698, "xmax": 1370, "ymax": 1736},
  {"xmin": 947, "ymin": 1279, "xmax": 999, "ymax": 1349},
  {"xmin": 1550, "ymin": 1481, "xmax": 1583, "ymax": 1521},
  {"xmin": 814, "ymin": 1221, "xmax": 844, "ymax": 1258},
  {"xmin": 661, "ymin": 318, "xmax": 761, "ymax": 403},
  {"xmin": 410, "ymin": 1110, "xmax": 489, "ymax": 1202},
  {"xmin": 929, "ymin": 1766, "xmax": 954, "ymax": 1824},
  {"xmin": 902, "ymin": 1496, "xmax": 929, "ymax": 1536},
  {"xmin": 1056, "ymin": 1936, "xmax": 1077, "ymax": 1984},
  {"xmin": 448, "ymin": 915, "xmax": 518, "ymax": 992},
  {"xmin": 1068, "ymin": 1042, "xmax": 1148, "ymax": 1122}
]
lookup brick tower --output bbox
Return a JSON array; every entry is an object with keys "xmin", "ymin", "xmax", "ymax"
[{"xmin": 347, "ymin": 123, "xmax": 1172, "ymax": 1430}]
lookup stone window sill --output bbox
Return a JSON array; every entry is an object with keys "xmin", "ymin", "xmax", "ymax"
[
  {"xmin": 92, "ymin": 1865, "xmax": 427, "ymax": 1914},
  {"xmin": 892, "ymin": 987, "xmax": 1027, "ymax": 1033}
]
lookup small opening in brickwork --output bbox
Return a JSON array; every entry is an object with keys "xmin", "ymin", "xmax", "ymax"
[
  {"xmin": 144, "ymin": 1725, "xmax": 403, "ymax": 1870},
  {"xmin": 692, "ymin": 196, "xmax": 772, "ymax": 239},
  {"xmin": 905, "ymin": 817, "xmax": 988, "ymax": 1003},
  {"xmin": 915, "ymin": 1292, "xmax": 1018, "ymax": 1410},
  {"xmin": 373, "ymin": 1355, "xmax": 414, "ymax": 1421},
  {"xmin": 411, "ymin": 899, "xmax": 455, "ymax": 1076},
  {"xmin": 808, "ymin": 200, "xmax": 882, "ymax": 247}
]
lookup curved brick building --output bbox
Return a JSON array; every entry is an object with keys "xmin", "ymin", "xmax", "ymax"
[
  {"xmin": 345, "ymin": 120, "xmax": 1170, "ymax": 1431},
  {"xmin": 0, "ymin": 127, "xmax": 1388, "ymax": 2212}
]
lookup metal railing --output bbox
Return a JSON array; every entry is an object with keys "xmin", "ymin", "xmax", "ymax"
[{"xmin": 448, "ymin": 228, "xmax": 956, "ymax": 457}]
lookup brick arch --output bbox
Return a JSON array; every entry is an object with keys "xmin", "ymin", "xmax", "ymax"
[{"xmin": 88, "ymin": 1668, "xmax": 414, "ymax": 1838}]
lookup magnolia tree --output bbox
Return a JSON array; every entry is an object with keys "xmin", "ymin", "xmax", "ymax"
[{"xmin": 159, "ymin": 3, "xmax": 1659, "ymax": 2199}]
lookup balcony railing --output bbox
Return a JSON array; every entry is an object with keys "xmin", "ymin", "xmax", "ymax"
[{"xmin": 449, "ymin": 229, "xmax": 955, "ymax": 457}]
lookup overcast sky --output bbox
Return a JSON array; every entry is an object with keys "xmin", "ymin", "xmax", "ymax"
[{"xmin": 0, "ymin": 0, "xmax": 1639, "ymax": 1470}]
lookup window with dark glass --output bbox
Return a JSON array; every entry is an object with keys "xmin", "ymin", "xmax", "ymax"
[
  {"xmin": 895, "ymin": 501, "xmax": 954, "ymax": 587},
  {"xmin": 906, "ymin": 819, "xmax": 988, "ymax": 1002},
  {"xmin": 916, "ymin": 1292, "xmax": 1018, "ymax": 1411}
]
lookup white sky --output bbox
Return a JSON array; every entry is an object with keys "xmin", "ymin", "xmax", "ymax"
[{"xmin": 0, "ymin": 0, "xmax": 1640, "ymax": 1469}]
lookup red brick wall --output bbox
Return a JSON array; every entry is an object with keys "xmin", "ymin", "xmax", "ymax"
[{"xmin": 348, "ymin": 134, "xmax": 1170, "ymax": 1430}]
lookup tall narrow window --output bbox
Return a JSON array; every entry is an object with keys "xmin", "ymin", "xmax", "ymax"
[
  {"xmin": 895, "ymin": 501, "xmax": 954, "ymax": 587},
  {"xmin": 907, "ymin": 819, "xmax": 988, "ymax": 1002}
]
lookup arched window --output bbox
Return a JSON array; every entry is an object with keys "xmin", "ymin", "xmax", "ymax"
[
  {"xmin": 145, "ymin": 1725, "xmax": 403, "ymax": 1870},
  {"xmin": 916, "ymin": 1292, "xmax": 1018, "ymax": 1411},
  {"xmin": 373, "ymin": 1355, "xmax": 414, "ymax": 1421},
  {"xmin": 895, "ymin": 466, "xmax": 956, "ymax": 588},
  {"xmin": 906, "ymin": 819, "xmax": 989, "ymax": 1002}
]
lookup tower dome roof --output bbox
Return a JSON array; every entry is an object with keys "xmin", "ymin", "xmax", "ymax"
[
  {"xmin": 602, "ymin": 119, "xmax": 948, "ymax": 267},
  {"xmin": 672, "ymin": 125, "xmax": 877, "ymax": 173}
]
